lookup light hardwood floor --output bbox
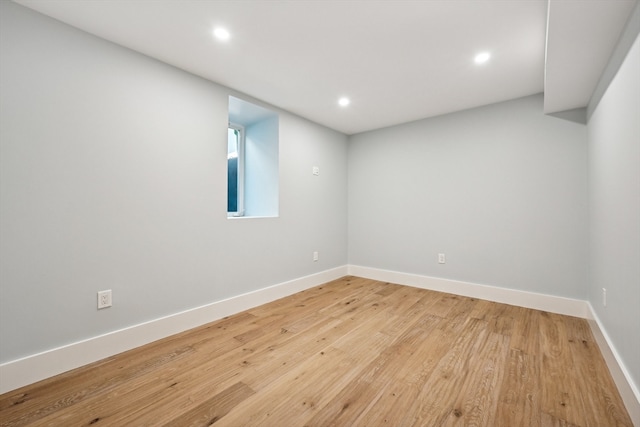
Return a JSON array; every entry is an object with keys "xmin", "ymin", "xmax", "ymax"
[{"xmin": 0, "ymin": 276, "xmax": 633, "ymax": 426}]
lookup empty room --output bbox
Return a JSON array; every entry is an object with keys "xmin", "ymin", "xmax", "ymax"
[{"xmin": 1, "ymin": 0, "xmax": 638, "ymax": 426}]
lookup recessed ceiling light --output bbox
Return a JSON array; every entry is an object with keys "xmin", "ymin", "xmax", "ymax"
[
  {"xmin": 213, "ymin": 27, "xmax": 230, "ymax": 41},
  {"xmin": 474, "ymin": 52, "xmax": 491, "ymax": 64},
  {"xmin": 338, "ymin": 97, "xmax": 350, "ymax": 107}
]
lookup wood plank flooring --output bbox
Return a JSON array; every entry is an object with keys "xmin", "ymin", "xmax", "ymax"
[{"xmin": 0, "ymin": 276, "xmax": 633, "ymax": 426}]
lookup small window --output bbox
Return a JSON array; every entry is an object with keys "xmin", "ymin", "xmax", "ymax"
[
  {"xmin": 227, "ymin": 124, "xmax": 244, "ymax": 216},
  {"xmin": 227, "ymin": 96, "xmax": 279, "ymax": 218}
]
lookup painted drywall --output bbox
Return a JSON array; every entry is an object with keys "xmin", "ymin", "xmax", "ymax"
[
  {"xmin": 348, "ymin": 94, "xmax": 588, "ymax": 299},
  {"xmin": 0, "ymin": 1, "xmax": 347, "ymax": 364},
  {"xmin": 587, "ymin": 32, "xmax": 640, "ymax": 395},
  {"xmin": 245, "ymin": 116, "xmax": 279, "ymax": 217},
  {"xmin": 588, "ymin": 1, "xmax": 640, "ymax": 120}
]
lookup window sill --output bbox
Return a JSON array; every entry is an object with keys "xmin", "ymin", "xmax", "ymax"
[{"xmin": 227, "ymin": 215, "xmax": 279, "ymax": 220}]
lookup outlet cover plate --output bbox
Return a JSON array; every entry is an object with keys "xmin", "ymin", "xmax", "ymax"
[{"xmin": 98, "ymin": 290, "xmax": 112, "ymax": 309}]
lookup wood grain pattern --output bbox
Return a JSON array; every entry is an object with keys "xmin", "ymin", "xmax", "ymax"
[{"xmin": 0, "ymin": 276, "xmax": 632, "ymax": 426}]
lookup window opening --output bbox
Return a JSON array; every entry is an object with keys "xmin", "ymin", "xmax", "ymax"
[{"xmin": 227, "ymin": 96, "xmax": 279, "ymax": 218}]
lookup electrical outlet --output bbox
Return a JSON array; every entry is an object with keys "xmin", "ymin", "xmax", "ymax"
[
  {"xmin": 602, "ymin": 288, "xmax": 607, "ymax": 307},
  {"xmin": 438, "ymin": 253, "xmax": 446, "ymax": 264},
  {"xmin": 312, "ymin": 166, "xmax": 320, "ymax": 176},
  {"xmin": 313, "ymin": 251, "xmax": 319, "ymax": 262},
  {"xmin": 98, "ymin": 290, "xmax": 112, "ymax": 309}
]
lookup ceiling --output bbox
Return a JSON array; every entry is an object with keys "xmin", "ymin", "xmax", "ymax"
[{"xmin": 13, "ymin": 0, "xmax": 638, "ymax": 135}]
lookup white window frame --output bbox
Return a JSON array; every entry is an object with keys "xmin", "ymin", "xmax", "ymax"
[{"xmin": 228, "ymin": 123, "xmax": 245, "ymax": 217}]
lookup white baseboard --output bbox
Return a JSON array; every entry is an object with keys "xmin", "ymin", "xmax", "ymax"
[
  {"xmin": 0, "ymin": 266, "xmax": 348, "ymax": 394},
  {"xmin": 348, "ymin": 265, "xmax": 589, "ymax": 318},
  {"xmin": 586, "ymin": 303, "xmax": 640, "ymax": 426}
]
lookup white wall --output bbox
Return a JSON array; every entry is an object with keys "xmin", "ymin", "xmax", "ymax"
[
  {"xmin": 0, "ymin": 1, "xmax": 347, "ymax": 364},
  {"xmin": 587, "ymin": 33, "xmax": 640, "ymax": 396},
  {"xmin": 245, "ymin": 116, "xmax": 279, "ymax": 217},
  {"xmin": 348, "ymin": 94, "xmax": 588, "ymax": 298}
]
